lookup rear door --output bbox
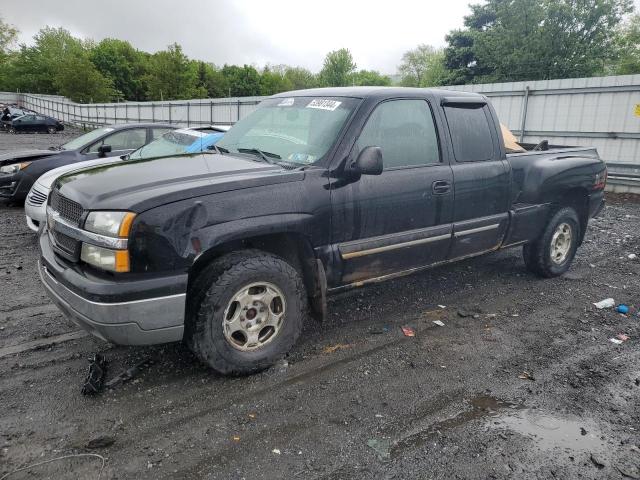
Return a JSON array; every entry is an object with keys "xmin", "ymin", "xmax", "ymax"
[
  {"xmin": 331, "ymin": 97, "xmax": 454, "ymax": 286},
  {"xmin": 441, "ymin": 99, "xmax": 510, "ymax": 259}
]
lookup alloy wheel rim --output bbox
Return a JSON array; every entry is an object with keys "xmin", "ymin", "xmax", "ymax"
[
  {"xmin": 222, "ymin": 282, "xmax": 286, "ymax": 351},
  {"xmin": 550, "ymin": 222, "xmax": 572, "ymax": 264}
]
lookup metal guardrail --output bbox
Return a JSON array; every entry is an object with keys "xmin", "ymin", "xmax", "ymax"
[{"xmin": 605, "ymin": 162, "xmax": 640, "ymax": 194}]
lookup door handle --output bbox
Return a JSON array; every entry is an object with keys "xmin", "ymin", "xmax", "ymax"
[{"xmin": 432, "ymin": 180, "xmax": 451, "ymax": 194}]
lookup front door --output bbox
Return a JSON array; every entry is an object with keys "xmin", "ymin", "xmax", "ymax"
[
  {"xmin": 441, "ymin": 102, "xmax": 511, "ymax": 259},
  {"xmin": 331, "ymin": 98, "xmax": 453, "ymax": 286},
  {"xmin": 83, "ymin": 127, "xmax": 149, "ymax": 160}
]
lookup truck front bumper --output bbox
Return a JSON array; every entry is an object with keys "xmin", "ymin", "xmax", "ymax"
[{"xmin": 39, "ymin": 232, "xmax": 187, "ymax": 345}]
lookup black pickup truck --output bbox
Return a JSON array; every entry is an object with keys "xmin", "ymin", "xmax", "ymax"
[{"xmin": 39, "ymin": 87, "xmax": 606, "ymax": 374}]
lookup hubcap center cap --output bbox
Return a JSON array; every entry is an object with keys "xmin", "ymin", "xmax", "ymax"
[{"xmin": 246, "ymin": 308, "xmax": 257, "ymax": 320}]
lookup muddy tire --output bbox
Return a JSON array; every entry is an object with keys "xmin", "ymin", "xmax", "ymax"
[
  {"xmin": 523, "ymin": 207, "xmax": 580, "ymax": 278},
  {"xmin": 186, "ymin": 250, "xmax": 306, "ymax": 375}
]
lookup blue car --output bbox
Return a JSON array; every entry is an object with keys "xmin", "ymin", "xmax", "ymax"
[{"xmin": 128, "ymin": 127, "xmax": 226, "ymax": 160}]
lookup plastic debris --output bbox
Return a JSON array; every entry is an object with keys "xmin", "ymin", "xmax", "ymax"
[
  {"xmin": 232, "ymin": 436, "xmax": 241, "ymax": 442},
  {"xmin": 437, "ymin": 305, "xmax": 446, "ymax": 309},
  {"xmin": 367, "ymin": 438, "xmax": 391, "ymax": 460},
  {"xmin": 81, "ymin": 354, "xmax": 107, "ymax": 396},
  {"xmin": 272, "ymin": 449, "xmax": 281, "ymax": 455},
  {"xmin": 86, "ymin": 436, "xmax": 115, "ymax": 449},
  {"xmin": 628, "ymin": 253, "xmax": 637, "ymax": 260},
  {"xmin": 322, "ymin": 343, "xmax": 351, "ymax": 354},
  {"xmin": 401, "ymin": 326, "xmax": 415, "ymax": 337},
  {"xmin": 593, "ymin": 298, "xmax": 615, "ymax": 309},
  {"xmin": 610, "ymin": 338, "xmax": 624, "ymax": 345},
  {"xmin": 617, "ymin": 333, "xmax": 630, "ymax": 342},
  {"xmin": 433, "ymin": 320, "xmax": 445, "ymax": 327},
  {"xmin": 370, "ymin": 325, "xmax": 390, "ymax": 334},
  {"xmin": 105, "ymin": 357, "xmax": 155, "ymax": 389},
  {"xmin": 518, "ymin": 371, "xmax": 535, "ymax": 381},
  {"xmin": 616, "ymin": 304, "xmax": 630, "ymax": 314}
]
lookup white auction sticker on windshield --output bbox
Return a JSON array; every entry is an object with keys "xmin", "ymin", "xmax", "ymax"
[
  {"xmin": 306, "ymin": 99, "xmax": 342, "ymax": 111},
  {"xmin": 277, "ymin": 98, "xmax": 294, "ymax": 107}
]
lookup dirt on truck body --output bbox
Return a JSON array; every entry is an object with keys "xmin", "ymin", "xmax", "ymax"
[
  {"xmin": 39, "ymin": 87, "xmax": 606, "ymax": 376},
  {"xmin": 1, "ymin": 119, "xmax": 640, "ymax": 480}
]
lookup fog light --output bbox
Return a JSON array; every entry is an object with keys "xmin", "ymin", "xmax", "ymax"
[{"xmin": 81, "ymin": 243, "xmax": 130, "ymax": 272}]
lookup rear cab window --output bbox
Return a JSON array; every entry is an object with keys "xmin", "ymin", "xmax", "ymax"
[{"xmin": 443, "ymin": 105, "xmax": 495, "ymax": 162}]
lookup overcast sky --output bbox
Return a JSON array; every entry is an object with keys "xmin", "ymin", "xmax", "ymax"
[{"xmin": 2, "ymin": 0, "xmax": 476, "ymax": 74}]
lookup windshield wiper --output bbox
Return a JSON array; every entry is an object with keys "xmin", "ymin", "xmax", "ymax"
[
  {"xmin": 207, "ymin": 144, "xmax": 229, "ymax": 155},
  {"xmin": 237, "ymin": 148, "xmax": 281, "ymax": 164}
]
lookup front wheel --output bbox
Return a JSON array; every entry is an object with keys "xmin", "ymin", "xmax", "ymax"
[
  {"xmin": 523, "ymin": 207, "xmax": 581, "ymax": 278},
  {"xmin": 8, "ymin": 127, "xmax": 15, "ymax": 134},
  {"xmin": 187, "ymin": 250, "xmax": 306, "ymax": 375},
  {"xmin": 47, "ymin": 126, "xmax": 57, "ymax": 134}
]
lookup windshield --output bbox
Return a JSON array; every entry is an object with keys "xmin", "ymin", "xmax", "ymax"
[
  {"xmin": 61, "ymin": 127, "xmax": 116, "ymax": 151},
  {"xmin": 128, "ymin": 129, "xmax": 224, "ymax": 160},
  {"xmin": 217, "ymin": 96, "xmax": 359, "ymax": 166}
]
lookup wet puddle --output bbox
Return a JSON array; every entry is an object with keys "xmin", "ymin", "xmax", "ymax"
[{"xmin": 391, "ymin": 395, "xmax": 607, "ymax": 458}]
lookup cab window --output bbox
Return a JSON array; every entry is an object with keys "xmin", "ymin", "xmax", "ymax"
[
  {"xmin": 355, "ymin": 99, "xmax": 440, "ymax": 168},
  {"xmin": 87, "ymin": 128, "xmax": 147, "ymax": 153}
]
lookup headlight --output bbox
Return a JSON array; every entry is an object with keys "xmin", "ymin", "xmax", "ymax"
[
  {"xmin": 84, "ymin": 211, "xmax": 136, "ymax": 238},
  {"xmin": 0, "ymin": 161, "xmax": 31, "ymax": 174},
  {"xmin": 81, "ymin": 244, "xmax": 130, "ymax": 273}
]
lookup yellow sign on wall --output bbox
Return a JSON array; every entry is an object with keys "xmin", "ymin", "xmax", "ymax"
[{"xmin": 635, "ymin": 104, "xmax": 640, "ymax": 117}]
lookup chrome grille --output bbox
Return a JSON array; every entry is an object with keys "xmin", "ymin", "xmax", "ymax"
[
  {"xmin": 26, "ymin": 187, "xmax": 48, "ymax": 206},
  {"xmin": 50, "ymin": 188, "xmax": 84, "ymax": 225},
  {"xmin": 52, "ymin": 230, "xmax": 79, "ymax": 256}
]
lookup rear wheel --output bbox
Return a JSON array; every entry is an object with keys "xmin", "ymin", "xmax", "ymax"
[
  {"xmin": 523, "ymin": 207, "xmax": 580, "ymax": 277},
  {"xmin": 187, "ymin": 250, "xmax": 306, "ymax": 375},
  {"xmin": 8, "ymin": 127, "xmax": 15, "ymax": 134},
  {"xmin": 47, "ymin": 126, "xmax": 57, "ymax": 134}
]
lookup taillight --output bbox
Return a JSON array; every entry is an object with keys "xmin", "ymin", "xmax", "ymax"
[{"xmin": 593, "ymin": 169, "xmax": 607, "ymax": 190}]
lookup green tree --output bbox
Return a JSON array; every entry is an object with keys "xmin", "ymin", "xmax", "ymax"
[
  {"xmin": 283, "ymin": 66, "xmax": 317, "ymax": 90},
  {"xmin": 145, "ymin": 43, "xmax": 198, "ymax": 100},
  {"xmin": 259, "ymin": 65, "xmax": 293, "ymax": 95},
  {"xmin": 611, "ymin": 14, "xmax": 640, "ymax": 73},
  {"xmin": 318, "ymin": 48, "xmax": 356, "ymax": 86},
  {"xmin": 444, "ymin": 0, "xmax": 634, "ymax": 84},
  {"xmin": 9, "ymin": 27, "xmax": 86, "ymax": 94},
  {"xmin": 398, "ymin": 45, "xmax": 448, "ymax": 87},
  {"xmin": 0, "ymin": 17, "xmax": 17, "ymax": 55},
  {"xmin": 351, "ymin": 69, "xmax": 391, "ymax": 86},
  {"xmin": 55, "ymin": 54, "xmax": 115, "ymax": 102},
  {"xmin": 193, "ymin": 61, "xmax": 228, "ymax": 98},
  {"xmin": 221, "ymin": 64, "xmax": 261, "ymax": 96},
  {"xmin": 0, "ymin": 17, "xmax": 18, "ymax": 91},
  {"xmin": 91, "ymin": 38, "xmax": 149, "ymax": 100}
]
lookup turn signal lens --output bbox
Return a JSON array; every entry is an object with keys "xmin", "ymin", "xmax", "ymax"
[{"xmin": 118, "ymin": 212, "xmax": 136, "ymax": 238}]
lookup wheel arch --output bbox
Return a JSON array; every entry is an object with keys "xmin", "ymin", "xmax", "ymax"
[
  {"xmin": 185, "ymin": 230, "xmax": 327, "ymax": 329},
  {"xmin": 553, "ymin": 187, "xmax": 590, "ymax": 244}
]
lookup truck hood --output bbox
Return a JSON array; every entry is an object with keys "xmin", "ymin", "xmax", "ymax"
[
  {"xmin": 56, "ymin": 153, "xmax": 303, "ymax": 212},
  {"xmin": 0, "ymin": 149, "xmax": 59, "ymax": 166},
  {"xmin": 36, "ymin": 156, "xmax": 124, "ymax": 190}
]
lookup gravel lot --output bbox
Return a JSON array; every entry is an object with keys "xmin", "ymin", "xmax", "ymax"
[{"xmin": 1, "ymin": 130, "xmax": 639, "ymax": 479}]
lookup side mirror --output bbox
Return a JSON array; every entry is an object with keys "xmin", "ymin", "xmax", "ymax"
[
  {"xmin": 98, "ymin": 145, "xmax": 112, "ymax": 157},
  {"xmin": 352, "ymin": 146, "xmax": 383, "ymax": 176}
]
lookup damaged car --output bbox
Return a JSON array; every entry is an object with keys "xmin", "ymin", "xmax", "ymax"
[
  {"xmin": 39, "ymin": 87, "xmax": 606, "ymax": 375},
  {"xmin": 25, "ymin": 127, "xmax": 226, "ymax": 231},
  {"xmin": 5, "ymin": 114, "xmax": 64, "ymax": 134},
  {"xmin": 0, "ymin": 123, "xmax": 175, "ymax": 203}
]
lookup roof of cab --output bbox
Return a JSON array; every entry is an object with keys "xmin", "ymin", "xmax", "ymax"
[{"xmin": 271, "ymin": 86, "xmax": 483, "ymax": 100}]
